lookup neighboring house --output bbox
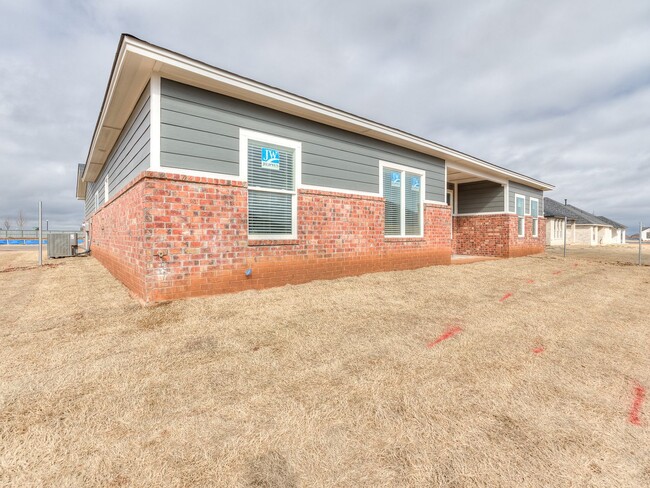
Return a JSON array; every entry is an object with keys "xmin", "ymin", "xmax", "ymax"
[
  {"xmin": 642, "ymin": 227, "xmax": 650, "ymax": 241},
  {"xmin": 596, "ymin": 216, "xmax": 627, "ymax": 244},
  {"xmin": 544, "ymin": 198, "xmax": 626, "ymax": 246},
  {"xmin": 543, "ymin": 199, "xmax": 576, "ymax": 246},
  {"xmin": 76, "ymin": 35, "xmax": 553, "ymax": 302}
]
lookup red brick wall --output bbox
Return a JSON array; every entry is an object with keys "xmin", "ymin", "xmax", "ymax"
[
  {"xmin": 452, "ymin": 214, "xmax": 545, "ymax": 258},
  {"xmin": 508, "ymin": 215, "xmax": 546, "ymax": 257},
  {"xmin": 91, "ymin": 172, "xmax": 452, "ymax": 301},
  {"xmin": 452, "ymin": 214, "xmax": 511, "ymax": 257},
  {"xmin": 90, "ymin": 179, "xmax": 148, "ymax": 298}
]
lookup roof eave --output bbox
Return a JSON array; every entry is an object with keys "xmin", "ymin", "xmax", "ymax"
[{"xmin": 82, "ymin": 35, "xmax": 554, "ymax": 191}]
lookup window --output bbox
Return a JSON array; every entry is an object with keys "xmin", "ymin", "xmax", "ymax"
[
  {"xmin": 94, "ymin": 192, "xmax": 99, "ymax": 213},
  {"xmin": 381, "ymin": 162, "xmax": 424, "ymax": 237},
  {"xmin": 530, "ymin": 198, "xmax": 539, "ymax": 237},
  {"xmin": 241, "ymin": 129, "xmax": 301, "ymax": 239},
  {"xmin": 554, "ymin": 220, "xmax": 563, "ymax": 240},
  {"xmin": 104, "ymin": 178, "xmax": 109, "ymax": 202},
  {"xmin": 515, "ymin": 194, "xmax": 525, "ymax": 237}
]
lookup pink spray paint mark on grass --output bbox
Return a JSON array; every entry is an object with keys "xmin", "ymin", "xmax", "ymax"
[
  {"xmin": 499, "ymin": 292, "xmax": 513, "ymax": 302},
  {"xmin": 532, "ymin": 346, "xmax": 545, "ymax": 354},
  {"xmin": 526, "ymin": 279, "xmax": 535, "ymax": 284},
  {"xmin": 427, "ymin": 326, "xmax": 463, "ymax": 348},
  {"xmin": 552, "ymin": 270, "xmax": 563, "ymax": 275},
  {"xmin": 629, "ymin": 382, "xmax": 646, "ymax": 426}
]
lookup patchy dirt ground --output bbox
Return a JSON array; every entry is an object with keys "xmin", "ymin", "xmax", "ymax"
[{"xmin": 1, "ymin": 246, "xmax": 648, "ymax": 487}]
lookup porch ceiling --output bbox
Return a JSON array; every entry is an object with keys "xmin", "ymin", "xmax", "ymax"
[{"xmin": 447, "ymin": 167, "xmax": 503, "ymax": 185}]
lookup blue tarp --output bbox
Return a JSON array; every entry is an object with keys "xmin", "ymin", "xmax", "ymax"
[{"xmin": 0, "ymin": 240, "xmax": 84, "ymax": 245}]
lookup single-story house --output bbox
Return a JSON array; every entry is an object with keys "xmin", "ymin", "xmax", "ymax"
[
  {"xmin": 544, "ymin": 198, "xmax": 626, "ymax": 246},
  {"xmin": 641, "ymin": 227, "xmax": 650, "ymax": 241},
  {"xmin": 543, "ymin": 199, "xmax": 576, "ymax": 246},
  {"xmin": 76, "ymin": 35, "xmax": 553, "ymax": 302},
  {"xmin": 596, "ymin": 216, "xmax": 627, "ymax": 244}
]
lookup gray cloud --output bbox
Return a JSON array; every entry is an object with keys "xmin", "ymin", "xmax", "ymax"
[{"xmin": 0, "ymin": 0, "xmax": 648, "ymax": 231}]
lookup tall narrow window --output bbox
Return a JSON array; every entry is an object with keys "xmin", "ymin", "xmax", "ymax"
[
  {"xmin": 531, "ymin": 198, "xmax": 539, "ymax": 237},
  {"xmin": 241, "ymin": 130, "xmax": 301, "ymax": 239},
  {"xmin": 104, "ymin": 178, "xmax": 110, "ymax": 203},
  {"xmin": 515, "ymin": 194, "xmax": 525, "ymax": 237},
  {"xmin": 95, "ymin": 192, "xmax": 99, "ymax": 213},
  {"xmin": 381, "ymin": 163, "xmax": 423, "ymax": 237}
]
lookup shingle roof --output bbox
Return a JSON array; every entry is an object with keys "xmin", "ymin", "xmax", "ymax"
[
  {"xmin": 543, "ymin": 198, "xmax": 612, "ymax": 226},
  {"xmin": 543, "ymin": 198, "xmax": 579, "ymax": 221},
  {"xmin": 596, "ymin": 216, "xmax": 627, "ymax": 229}
]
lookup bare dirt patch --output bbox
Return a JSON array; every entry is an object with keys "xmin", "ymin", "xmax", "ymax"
[{"xmin": 1, "ymin": 248, "xmax": 648, "ymax": 487}]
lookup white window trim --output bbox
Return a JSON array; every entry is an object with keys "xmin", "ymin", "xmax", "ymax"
[
  {"xmin": 530, "ymin": 197, "xmax": 539, "ymax": 237},
  {"xmin": 104, "ymin": 178, "xmax": 110, "ymax": 203},
  {"xmin": 447, "ymin": 189, "xmax": 454, "ymax": 237},
  {"xmin": 379, "ymin": 160, "xmax": 425, "ymax": 238},
  {"xmin": 515, "ymin": 193, "xmax": 526, "ymax": 238},
  {"xmin": 240, "ymin": 128, "xmax": 302, "ymax": 240},
  {"xmin": 94, "ymin": 192, "xmax": 99, "ymax": 213}
]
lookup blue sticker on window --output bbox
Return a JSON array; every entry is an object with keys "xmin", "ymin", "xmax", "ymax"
[
  {"xmin": 411, "ymin": 176, "xmax": 420, "ymax": 192},
  {"xmin": 261, "ymin": 148, "xmax": 280, "ymax": 170},
  {"xmin": 391, "ymin": 172, "xmax": 401, "ymax": 187}
]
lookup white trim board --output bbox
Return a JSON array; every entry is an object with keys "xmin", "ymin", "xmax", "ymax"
[
  {"xmin": 379, "ymin": 160, "xmax": 425, "ymax": 238},
  {"xmin": 149, "ymin": 74, "xmax": 161, "ymax": 170}
]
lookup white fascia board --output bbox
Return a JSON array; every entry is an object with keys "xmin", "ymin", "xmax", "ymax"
[{"xmin": 83, "ymin": 36, "xmax": 555, "ymax": 191}]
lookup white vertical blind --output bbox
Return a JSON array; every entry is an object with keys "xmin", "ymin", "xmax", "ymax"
[
  {"xmin": 383, "ymin": 168, "xmax": 401, "ymax": 236},
  {"xmin": 405, "ymin": 172, "xmax": 421, "ymax": 236}
]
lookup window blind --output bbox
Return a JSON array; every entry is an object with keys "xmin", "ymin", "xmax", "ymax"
[
  {"xmin": 248, "ymin": 191, "xmax": 293, "ymax": 235},
  {"xmin": 383, "ymin": 168, "xmax": 401, "ymax": 236},
  {"xmin": 405, "ymin": 173, "xmax": 421, "ymax": 236},
  {"xmin": 247, "ymin": 140, "xmax": 294, "ymax": 191},
  {"xmin": 247, "ymin": 138, "xmax": 295, "ymax": 237}
]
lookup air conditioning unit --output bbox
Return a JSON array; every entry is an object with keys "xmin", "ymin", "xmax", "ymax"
[{"xmin": 47, "ymin": 233, "xmax": 78, "ymax": 258}]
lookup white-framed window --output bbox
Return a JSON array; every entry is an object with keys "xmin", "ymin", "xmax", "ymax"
[
  {"xmin": 240, "ymin": 129, "xmax": 301, "ymax": 240},
  {"xmin": 380, "ymin": 161, "xmax": 424, "ymax": 237},
  {"xmin": 553, "ymin": 220, "xmax": 563, "ymax": 240},
  {"xmin": 94, "ymin": 191, "xmax": 99, "ymax": 213},
  {"xmin": 104, "ymin": 178, "xmax": 110, "ymax": 202},
  {"xmin": 515, "ymin": 194, "xmax": 525, "ymax": 237},
  {"xmin": 530, "ymin": 198, "xmax": 539, "ymax": 237}
]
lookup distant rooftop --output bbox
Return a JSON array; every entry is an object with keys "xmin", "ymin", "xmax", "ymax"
[{"xmin": 543, "ymin": 198, "xmax": 624, "ymax": 227}]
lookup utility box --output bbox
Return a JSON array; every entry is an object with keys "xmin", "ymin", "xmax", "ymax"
[{"xmin": 47, "ymin": 233, "xmax": 78, "ymax": 258}]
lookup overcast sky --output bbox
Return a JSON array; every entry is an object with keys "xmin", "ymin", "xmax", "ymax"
[{"xmin": 1, "ymin": 0, "xmax": 648, "ymax": 232}]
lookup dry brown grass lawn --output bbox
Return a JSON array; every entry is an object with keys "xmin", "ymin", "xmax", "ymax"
[{"xmin": 1, "ymin": 246, "xmax": 649, "ymax": 487}]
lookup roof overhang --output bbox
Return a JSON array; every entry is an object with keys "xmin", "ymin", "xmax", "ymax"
[
  {"xmin": 82, "ymin": 34, "xmax": 554, "ymax": 191},
  {"xmin": 76, "ymin": 164, "xmax": 87, "ymax": 199}
]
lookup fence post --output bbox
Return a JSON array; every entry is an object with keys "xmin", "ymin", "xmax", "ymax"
[
  {"xmin": 639, "ymin": 222, "xmax": 643, "ymax": 266},
  {"xmin": 563, "ymin": 216, "xmax": 567, "ymax": 257},
  {"xmin": 38, "ymin": 202, "xmax": 43, "ymax": 266}
]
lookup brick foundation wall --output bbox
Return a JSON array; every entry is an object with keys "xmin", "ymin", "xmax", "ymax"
[
  {"xmin": 452, "ymin": 214, "xmax": 545, "ymax": 258},
  {"xmin": 91, "ymin": 171, "xmax": 452, "ymax": 302}
]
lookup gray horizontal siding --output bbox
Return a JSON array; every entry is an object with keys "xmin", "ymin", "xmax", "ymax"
[
  {"xmin": 86, "ymin": 86, "xmax": 151, "ymax": 218},
  {"xmin": 161, "ymin": 79, "xmax": 446, "ymax": 201},
  {"xmin": 457, "ymin": 181, "xmax": 505, "ymax": 214},
  {"xmin": 509, "ymin": 181, "xmax": 544, "ymax": 214}
]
